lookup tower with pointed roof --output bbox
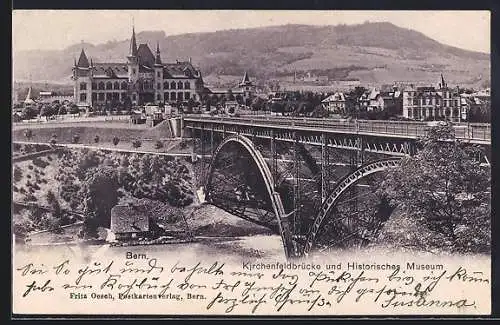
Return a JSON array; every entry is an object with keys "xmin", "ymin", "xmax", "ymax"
[
  {"xmin": 72, "ymin": 48, "xmax": 93, "ymax": 108},
  {"xmin": 154, "ymin": 42, "xmax": 164, "ymax": 104},
  {"xmin": 24, "ymin": 86, "xmax": 35, "ymax": 105},
  {"xmin": 238, "ymin": 71, "xmax": 255, "ymax": 104},
  {"xmin": 127, "ymin": 26, "xmax": 140, "ymax": 104}
]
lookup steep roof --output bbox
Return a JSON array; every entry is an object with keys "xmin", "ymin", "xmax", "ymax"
[
  {"xmin": 163, "ymin": 61, "xmax": 201, "ymax": 79},
  {"xmin": 77, "ymin": 49, "xmax": 90, "ymax": 68},
  {"xmin": 129, "ymin": 27, "xmax": 138, "ymax": 57},
  {"xmin": 92, "ymin": 63, "xmax": 129, "ymax": 78},
  {"xmin": 137, "ymin": 43, "xmax": 155, "ymax": 67},
  {"xmin": 240, "ymin": 71, "xmax": 252, "ymax": 85},
  {"xmin": 322, "ymin": 92, "xmax": 345, "ymax": 103},
  {"xmin": 110, "ymin": 204, "xmax": 149, "ymax": 233}
]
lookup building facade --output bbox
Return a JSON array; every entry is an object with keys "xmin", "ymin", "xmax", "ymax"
[
  {"xmin": 72, "ymin": 27, "xmax": 205, "ymax": 110},
  {"xmin": 402, "ymin": 75, "xmax": 463, "ymax": 122},
  {"xmin": 205, "ymin": 71, "xmax": 256, "ymax": 105},
  {"xmin": 321, "ymin": 92, "xmax": 346, "ymax": 114}
]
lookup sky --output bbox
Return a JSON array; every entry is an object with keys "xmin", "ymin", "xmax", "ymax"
[{"xmin": 12, "ymin": 10, "xmax": 491, "ymax": 53}]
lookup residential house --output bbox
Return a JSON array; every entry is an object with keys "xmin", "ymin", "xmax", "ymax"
[
  {"xmin": 321, "ymin": 92, "xmax": 347, "ymax": 114},
  {"xmin": 402, "ymin": 75, "xmax": 463, "ymax": 122},
  {"xmin": 380, "ymin": 87, "xmax": 403, "ymax": 116},
  {"xmin": 110, "ymin": 204, "xmax": 151, "ymax": 241}
]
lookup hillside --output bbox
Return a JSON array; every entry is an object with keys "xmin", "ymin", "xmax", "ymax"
[{"xmin": 13, "ymin": 22, "xmax": 490, "ymax": 87}]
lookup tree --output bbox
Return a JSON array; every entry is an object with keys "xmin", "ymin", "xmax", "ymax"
[
  {"xmin": 251, "ymin": 97, "xmax": 265, "ymax": 111},
  {"xmin": 94, "ymin": 135, "xmax": 100, "ymax": 144},
  {"xmin": 22, "ymin": 106, "xmax": 38, "ymax": 120},
  {"xmin": 50, "ymin": 133, "xmax": 57, "ymax": 146},
  {"xmin": 46, "ymin": 190, "xmax": 62, "ymax": 221},
  {"xmin": 79, "ymin": 167, "xmax": 119, "ymax": 236},
  {"xmin": 235, "ymin": 94, "xmax": 243, "ymax": 105},
  {"xmin": 112, "ymin": 137, "xmax": 120, "ymax": 146},
  {"xmin": 69, "ymin": 104, "xmax": 80, "ymax": 115},
  {"xmin": 40, "ymin": 105, "xmax": 53, "ymax": 117},
  {"xmin": 226, "ymin": 89, "xmax": 235, "ymax": 101},
  {"xmin": 58, "ymin": 106, "xmax": 67, "ymax": 115},
  {"xmin": 379, "ymin": 124, "xmax": 490, "ymax": 253}
]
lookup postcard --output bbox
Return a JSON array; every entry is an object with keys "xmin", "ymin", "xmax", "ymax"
[{"xmin": 11, "ymin": 10, "xmax": 491, "ymax": 316}]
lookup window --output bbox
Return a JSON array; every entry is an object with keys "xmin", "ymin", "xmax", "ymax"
[
  {"xmin": 164, "ymin": 82, "xmax": 169, "ymax": 89},
  {"xmin": 80, "ymin": 83, "xmax": 87, "ymax": 91},
  {"xmin": 184, "ymin": 81, "xmax": 190, "ymax": 89},
  {"xmin": 114, "ymin": 82, "xmax": 120, "ymax": 90},
  {"xmin": 121, "ymin": 82, "xmax": 128, "ymax": 90},
  {"xmin": 185, "ymin": 92, "xmax": 190, "ymax": 100},
  {"xmin": 98, "ymin": 93, "xmax": 105, "ymax": 101},
  {"xmin": 157, "ymin": 71, "xmax": 160, "ymax": 78},
  {"xmin": 157, "ymin": 94, "xmax": 161, "ymax": 101},
  {"xmin": 157, "ymin": 83, "xmax": 161, "ymax": 90},
  {"xmin": 91, "ymin": 93, "xmax": 97, "ymax": 101},
  {"xmin": 132, "ymin": 94, "xmax": 136, "ymax": 101},
  {"xmin": 106, "ymin": 93, "xmax": 112, "ymax": 100},
  {"xmin": 171, "ymin": 82, "xmax": 176, "ymax": 89},
  {"xmin": 98, "ymin": 82, "xmax": 105, "ymax": 90},
  {"xmin": 178, "ymin": 81, "xmax": 183, "ymax": 89},
  {"xmin": 132, "ymin": 68, "xmax": 136, "ymax": 74},
  {"xmin": 92, "ymin": 82, "xmax": 97, "ymax": 90},
  {"xmin": 164, "ymin": 92, "xmax": 169, "ymax": 100},
  {"xmin": 171, "ymin": 92, "xmax": 176, "ymax": 100},
  {"xmin": 80, "ymin": 93, "xmax": 87, "ymax": 102},
  {"xmin": 106, "ymin": 82, "xmax": 112, "ymax": 90}
]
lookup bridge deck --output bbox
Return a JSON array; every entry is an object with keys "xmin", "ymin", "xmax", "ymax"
[{"xmin": 183, "ymin": 116, "xmax": 490, "ymax": 145}]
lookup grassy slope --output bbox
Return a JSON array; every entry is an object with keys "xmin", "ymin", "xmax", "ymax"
[{"xmin": 14, "ymin": 23, "xmax": 489, "ymax": 87}]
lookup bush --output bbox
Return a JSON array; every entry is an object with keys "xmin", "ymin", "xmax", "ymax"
[
  {"xmin": 24, "ymin": 129, "xmax": 33, "ymax": 140},
  {"xmin": 132, "ymin": 139, "xmax": 142, "ymax": 148},
  {"xmin": 94, "ymin": 135, "xmax": 100, "ymax": 144},
  {"xmin": 50, "ymin": 138, "xmax": 57, "ymax": 145},
  {"xmin": 28, "ymin": 165, "xmax": 34, "ymax": 170},
  {"xmin": 32, "ymin": 157, "xmax": 49, "ymax": 169},
  {"xmin": 155, "ymin": 140, "xmax": 164, "ymax": 149},
  {"xmin": 13, "ymin": 166, "xmax": 22, "ymax": 182}
]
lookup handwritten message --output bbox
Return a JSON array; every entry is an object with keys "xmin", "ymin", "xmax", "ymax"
[{"xmin": 13, "ymin": 252, "xmax": 490, "ymax": 315}]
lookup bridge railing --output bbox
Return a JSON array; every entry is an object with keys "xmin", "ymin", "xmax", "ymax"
[{"xmin": 183, "ymin": 115, "xmax": 490, "ymax": 142}]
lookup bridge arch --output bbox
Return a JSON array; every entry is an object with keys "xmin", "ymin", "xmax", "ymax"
[
  {"xmin": 303, "ymin": 158, "xmax": 401, "ymax": 254},
  {"xmin": 205, "ymin": 134, "xmax": 296, "ymax": 258}
]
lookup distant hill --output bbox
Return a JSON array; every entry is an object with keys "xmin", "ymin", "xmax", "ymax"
[{"xmin": 13, "ymin": 22, "xmax": 490, "ymax": 87}]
